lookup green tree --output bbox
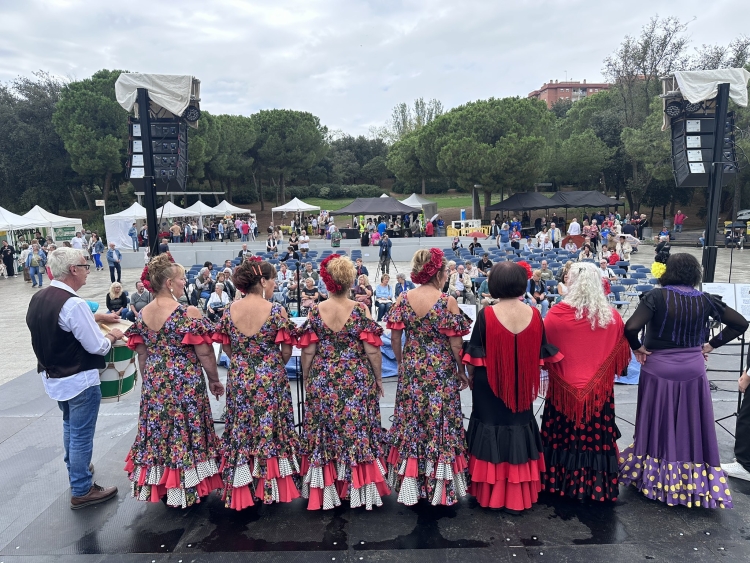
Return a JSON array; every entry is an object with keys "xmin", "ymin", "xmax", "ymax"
[
  {"xmin": 550, "ymin": 98, "xmax": 573, "ymax": 119},
  {"xmin": 207, "ymin": 114, "xmax": 256, "ymax": 203},
  {"xmin": 52, "ymin": 69, "xmax": 129, "ymax": 209},
  {"xmin": 250, "ymin": 109, "xmax": 328, "ymax": 204},
  {"xmin": 549, "ymin": 129, "xmax": 615, "ymax": 187},
  {"xmin": 432, "ymin": 97, "xmax": 553, "ymax": 218}
]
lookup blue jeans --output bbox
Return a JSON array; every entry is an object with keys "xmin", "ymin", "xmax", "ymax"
[
  {"xmin": 376, "ymin": 301, "xmax": 392, "ymax": 321},
  {"xmin": 29, "ymin": 265, "xmax": 44, "ymax": 286},
  {"xmin": 58, "ymin": 384, "xmax": 101, "ymax": 496},
  {"xmin": 526, "ymin": 297, "xmax": 549, "ymax": 318},
  {"xmin": 131, "ymin": 237, "xmax": 138, "ymax": 251},
  {"xmin": 93, "ymin": 253, "xmax": 103, "ymax": 269},
  {"xmin": 675, "ymin": 224, "xmax": 683, "ymax": 233}
]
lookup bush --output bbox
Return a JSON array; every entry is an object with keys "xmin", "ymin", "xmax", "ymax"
[{"xmin": 285, "ymin": 184, "xmax": 385, "ymax": 199}]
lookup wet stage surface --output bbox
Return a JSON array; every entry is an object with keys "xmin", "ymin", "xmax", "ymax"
[{"xmin": 2, "ymin": 348, "xmax": 750, "ymax": 562}]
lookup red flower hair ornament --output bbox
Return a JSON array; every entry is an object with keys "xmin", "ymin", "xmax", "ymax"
[
  {"xmin": 411, "ymin": 248, "xmax": 444, "ymax": 285},
  {"xmin": 320, "ymin": 254, "xmax": 343, "ymax": 294},
  {"xmin": 516, "ymin": 260, "xmax": 533, "ymax": 280}
]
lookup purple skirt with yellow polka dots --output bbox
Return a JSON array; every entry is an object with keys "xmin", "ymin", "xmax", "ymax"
[{"xmin": 618, "ymin": 347, "xmax": 732, "ymax": 508}]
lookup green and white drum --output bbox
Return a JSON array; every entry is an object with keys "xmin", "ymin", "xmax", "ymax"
[{"xmin": 99, "ymin": 322, "xmax": 137, "ymax": 402}]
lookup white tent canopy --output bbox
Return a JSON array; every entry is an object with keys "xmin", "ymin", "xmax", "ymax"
[
  {"xmin": 380, "ymin": 193, "xmax": 390, "ymax": 198},
  {"xmin": 213, "ymin": 200, "xmax": 250, "ymax": 215},
  {"xmin": 272, "ymin": 197, "xmax": 320, "ymax": 213},
  {"xmin": 185, "ymin": 201, "xmax": 221, "ymax": 216},
  {"xmin": 22, "ymin": 206, "xmax": 83, "ymax": 229},
  {"xmin": 401, "ymin": 193, "xmax": 436, "ymax": 206},
  {"xmin": 0, "ymin": 206, "xmax": 35, "ymax": 231},
  {"xmin": 156, "ymin": 201, "xmax": 199, "ymax": 218},
  {"xmin": 106, "ymin": 202, "xmax": 147, "ymax": 220}
]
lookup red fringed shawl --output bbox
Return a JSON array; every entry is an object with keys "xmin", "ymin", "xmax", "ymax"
[
  {"xmin": 484, "ymin": 308, "xmax": 543, "ymax": 413},
  {"xmin": 543, "ymin": 303, "xmax": 630, "ymax": 424}
]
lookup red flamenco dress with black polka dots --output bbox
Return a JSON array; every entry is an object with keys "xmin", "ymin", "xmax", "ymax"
[
  {"xmin": 540, "ymin": 303, "xmax": 630, "ymax": 502},
  {"xmin": 461, "ymin": 307, "xmax": 560, "ymax": 511}
]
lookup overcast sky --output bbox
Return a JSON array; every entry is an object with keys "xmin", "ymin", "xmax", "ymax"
[{"xmin": 0, "ymin": 0, "xmax": 746, "ymax": 135}]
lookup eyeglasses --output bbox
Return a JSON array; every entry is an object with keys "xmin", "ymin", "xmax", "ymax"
[{"xmin": 74, "ymin": 263, "xmax": 91, "ymax": 270}]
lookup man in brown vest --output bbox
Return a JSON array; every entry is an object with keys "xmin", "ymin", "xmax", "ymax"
[{"xmin": 26, "ymin": 247, "xmax": 124, "ymax": 509}]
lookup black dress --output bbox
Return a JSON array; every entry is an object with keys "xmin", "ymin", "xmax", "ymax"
[{"xmin": 2, "ymin": 244, "xmax": 16, "ymax": 276}]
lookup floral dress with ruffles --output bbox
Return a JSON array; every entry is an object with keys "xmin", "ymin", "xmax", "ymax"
[
  {"xmin": 294, "ymin": 302, "xmax": 390, "ymax": 510},
  {"xmin": 124, "ymin": 306, "xmax": 223, "ymax": 508},
  {"xmin": 384, "ymin": 294, "xmax": 472, "ymax": 505},
  {"xmin": 213, "ymin": 303, "xmax": 302, "ymax": 510}
]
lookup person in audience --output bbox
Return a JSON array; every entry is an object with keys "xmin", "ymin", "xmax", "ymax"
[
  {"xmin": 354, "ymin": 274, "xmax": 374, "ymax": 309},
  {"xmin": 620, "ymin": 253, "xmax": 748, "ymax": 508},
  {"xmin": 462, "ymin": 261, "xmax": 560, "ymax": 511},
  {"xmin": 616, "ymin": 235, "xmax": 632, "ymax": 261},
  {"xmin": 26, "ymin": 243, "xmax": 47, "ymax": 287},
  {"xmin": 578, "ymin": 244, "xmax": 595, "ymax": 261},
  {"xmin": 477, "ymin": 276, "xmax": 497, "ymax": 309},
  {"xmin": 598, "ymin": 259, "xmax": 617, "ymax": 282},
  {"xmin": 124, "ymin": 254, "xmax": 224, "ymax": 508},
  {"xmin": 213, "ymin": 258, "xmax": 300, "ymax": 509},
  {"xmin": 301, "ymin": 277, "xmax": 320, "ymax": 312},
  {"xmin": 464, "ymin": 260, "xmax": 479, "ymax": 279},
  {"xmin": 207, "ymin": 282, "xmax": 230, "ymax": 322},
  {"xmin": 238, "ymin": 243, "xmax": 252, "ymax": 261},
  {"xmin": 374, "ymin": 274, "xmax": 393, "ymax": 321},
  {"xmin": 299, "ymin": 230, "xmax": 310, "ymax": 256},
  {"xmin": 195, "ymin": 267, "xmax": 214, "ymax": 304},
  {"xmin": 510, "ymin": 227, "xmax": 522, "ymax": 249},
  {"xmin": 106, "ymin": 242, "xmax": 122, "ymax": 283},
  {"xmin": 567, "ymin": 217, "xmax": 581, "ymax": 236},
  {"xmin": 525, "ymin": 270, "xmax": 549, "ymax": 318},
  {"xmin": 469, "ymin": 237, "xmax": 483, "ymax": 256},
  {"xmin": 295, "ymin": 254, "xmax": 389, "ymax": 510},
  {"xmin": 448, "ymin": 264, "xmax": 476, "ymax": 305},
  {"xmin": 355, "ymin": 257, "xmax": 369, "ymax": 278},
  {"xmin": 316, "ymin": 277, "xmax": 329, "ymax": 301},
  {"xmin": 548, "ymin": 222, "xmax": 562, "ymax": 248},
  {"xmin": 541, "ymin": 262, "xmax": 628, "ymax": 502},
  {"xmin": 539, "ymin": 260, "xmax": 554, "ymax": 281},
  {"xmin": 394, "ymin": 273, "xmax": 415, "ymax": 297},
  {"xmin": 106, "ymin": 282, "xmax": 128, "ymax": 319},
  {"xmin": 451, "ymin": 237, "xmax": 463, "ymax": 252},
  {"xmin": 127, "ymin": 281, "xmax": 151, "ymax": 321},
  {"xmin": 384, "ymin": 248, "xmax": 471, "ymax": 505},
  {"xmin": 266, "ymin": 234, "xmax": 277, "ymax": 254},
  {"xmin": 521, "ymin": 237, "xmax": 535, "ymax": 252},
  {"xmin": 477, "ymin": 253, "xmax": 493, "ymax": 275},
  {"xmin": 301, "ymin": 261, "xmax": 319, "ymax": 283},
  {"xmin": 557, "ymin": 271, "xmax": 570, "ymax": 296},
  {"xmin": 564, "ymin": 239, "xmax": 578, "ymax": 252},
  {"xmin": 540, "ymin": 236, "xmax": 554, "ymax": 252},
  {"xmin": 280, "ymin": 246, "xmax": 300, "ymax": 262}
]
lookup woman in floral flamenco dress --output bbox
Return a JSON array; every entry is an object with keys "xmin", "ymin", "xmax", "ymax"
[
  {"xmin": 213, "ymin": 258, "xmax": 302, "ymax": 510},
  {"xmin": 124, "ymin": 254, "xmax": 225, "ymax": 508},
  {"xmin": 384, "ymin": 248, "xmax": 472, "ymax": 505},
  {"xmin": 295, "ymin": 254, "xmax": 390, "ymax": 510}
]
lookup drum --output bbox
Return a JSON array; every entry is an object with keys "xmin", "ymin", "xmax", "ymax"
[{"xmin": 99, "ymin": 320, "xmax": 137, "ymax": 402}]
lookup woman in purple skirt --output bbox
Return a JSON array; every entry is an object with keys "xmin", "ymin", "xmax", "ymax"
[{"xmin": 620, "ymin": 253, "xmax": 748, "ymax": 508}]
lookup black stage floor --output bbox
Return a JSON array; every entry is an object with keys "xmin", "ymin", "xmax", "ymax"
[{"xmin": 1, "ymin": 347, "xmax": 749, "ymax": 563}]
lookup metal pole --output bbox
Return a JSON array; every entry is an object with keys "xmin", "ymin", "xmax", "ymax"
[
  {"xmin": 137, "ymin": 88, "xmax": 159, "ymax": 257},
  {"xmin": 702, "ymin": 83, "xmax": 731, "ymax": 283}
]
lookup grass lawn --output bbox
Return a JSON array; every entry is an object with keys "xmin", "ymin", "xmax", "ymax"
[{"xmin": 302, "ymin": 193, "xmax": 485, "ymax": 212}]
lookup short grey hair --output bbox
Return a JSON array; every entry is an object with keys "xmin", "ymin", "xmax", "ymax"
[
  {"xmin": 215, "ymin": 282, "xmax": 224, "ymax": 290},
  {"xmin": 48, "ymin": 248, "xmax": 85, "ymax": 279},
  {"xmin": 396, "ymin": 273, "xmax": 405, "ymax": 280}
]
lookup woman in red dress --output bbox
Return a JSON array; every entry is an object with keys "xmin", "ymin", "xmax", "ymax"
[
  {"xmin": 540, "ymin": 262, "xmax": 630, "ymax": 502},
  {"xmin": 462, "ymin": 261, "xmax": 560, "ymax": 512}
]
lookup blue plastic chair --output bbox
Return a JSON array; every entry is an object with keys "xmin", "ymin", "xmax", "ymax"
[{"xmin": 608, "ymin": 285, "xmax": 630, "ymax": 313}]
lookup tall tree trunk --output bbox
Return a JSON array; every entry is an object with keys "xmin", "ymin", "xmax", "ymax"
[
  {"xmin": 421, "ymin": 177, "xmax": 426, "ymax": 195},
  {"xmin": 102, "ymin": 172, "xmax": 112, "ymax": 202},
  {"xmin": 226, "ymin": 178, "xmax": 233, "ymax": 203},
  {"xmin": 67, "ymin": 187, "xmax": 80, "ymax": 210},
  {"xmin": 650, "ymin": 204, "xmax": 656, "ymax": 224},
  {"xmin": 482, "ymin": 190, "xmax": 492, "ymax": 221},
  {"xmin": 81, "ymin": 183, "xmax": 94, "ymax": 210},
  {"xmin": 624, "ymin": 190, "xmax": 634, "ymax": 216},
  {"xmin": 258, "ymin": 175, "xmax": 265, "ymax": 211},
  {"xmin": 114, "ymin": 182, "xmax": 124, "ymax": 209},
  {"xmin": 669, "ymin": 196, "xmax": 677, "ymax": 218},
  {"xmin": 279, "ymin": 173, "xmax": 286, "ymax": 203}
]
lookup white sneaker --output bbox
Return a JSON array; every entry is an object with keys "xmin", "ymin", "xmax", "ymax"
[{"xmin": 720, "ymin": 461, "xmax": 750, "ymax": 481}]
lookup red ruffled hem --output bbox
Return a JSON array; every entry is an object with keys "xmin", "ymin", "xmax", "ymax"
[
  {"xmin": 220, "ymin": 456, "xmax": 301, "ymax": 510},
  {"xmin": 124, "ymin": 453, "xmax": 223, "ymax": 503},
  {"xmin": 467, "ymin": 454, "xmax": 545, "ymax": 511},
  {"xmin": 300, "ymin": 455, "xmax": 390, "ymax": 510},
  {"xmin": 386, "ymin": 321, "xmax": 405, "ymax": 330},
  {"xmin": 439, "ymin": 327, "xmax": 471, "ymax": 337},
  {"xmin": 275, "ymin": 328, "xmax": 295, "ymax": 345},
  {"xmin": 387, "ymin": 446, "xmax": 468, "ymax": 478},
  {"xmin": 295, "ymin": 331, "xmax": 320, "ymax": 348},
  {"xmin": 461, "ymin": 350, "xmax": 486, "ymax": 367},
  {"xmin": 360, "ymin": 330, "xmax": 383, "ymax": 347},
  {"xmin": 182, "ymin": 333, "xmax": 213, "ymax": 346},
  {"xmin": 212, "ymin": 332, "xmax": 230, "ymax": 345},
  {"xmin": 544, "ymin": 351, "xmax": 564, "ymax": 364},
  {"xmin": 126, "ymin": 334, "xmax": 144, "ymax": 351}
]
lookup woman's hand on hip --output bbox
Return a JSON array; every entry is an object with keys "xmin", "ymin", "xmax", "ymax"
[{"xmin": 634, "ymin": 346, "xmax": 651, "ymax": 365}]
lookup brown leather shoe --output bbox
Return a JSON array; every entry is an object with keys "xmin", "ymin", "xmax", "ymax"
[{"xmin": 70, "ymin": 483, "xmax": 117, "ymax": 510}]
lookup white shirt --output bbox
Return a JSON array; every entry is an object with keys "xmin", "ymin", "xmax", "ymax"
[
  {"xmin": 599, "ymin": 267, "xmax": 614, "ymax": 279},
  {"xmin": 277, "ymin": 270, "xmax": 291, "ymax": 285},
  {"xmin": 541, "ymin": 241, "xmax": 553, "ymax": 251},
  {"xmin": 567, "ymin": 221, "xmax": 581, "ymax": 236},
  {"xmin": 39, "ymin": 280, "xmax": 112, "ymax": 401},
  {"xmin": 208, "ymin": 291, "xmax": 230, "ymax": 308},
  {"xmin": 70, "ymin": 236, "xmax": 84, "ymax": 250},
  {"xmin": 299, "ymin": 235, "xmax": 310, "ymax": 249}
]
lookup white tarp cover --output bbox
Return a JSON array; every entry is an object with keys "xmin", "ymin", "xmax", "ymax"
[
  {"xmin": 0, "ymin": 206, "xmax": 35, "ymax": 231},
  {"xmin": 156, "ymin": 201, "xmax": 199, "ymax": 218},
  {"xmin": 115, "ymin": 73, "xmax": 194, "ymax": 116},
  {"xmin": 22, "ymin": 205, "xmax": 83, "ymax": 229},
  {"xmin": 185, "ymin": 201, "xmax": 221, "ymax": 216},
  {"xmin": 104, "ymin": 203, "xmax": 146, "ymax": 250},
  {"xmin": 401, "ymin": 193, "xmax": 436, "ymax": 206},
  {"xmin": 272, "ymin": 197, "xmax": 321, "ymax": 213},
  {"xmin": 105, "ymin": 202, "xmax": 147, "ymax": 220},
  {"xmin": 213, "ymin": 200, "xmax": 250, "ymax": 215},
  {"xmin": 674, "ymin": 68, "xmax": 750, "ymax": 107}
]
